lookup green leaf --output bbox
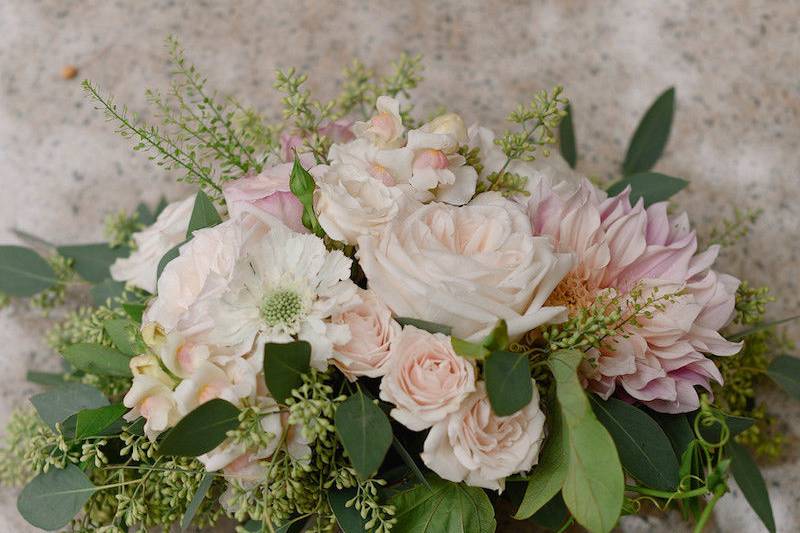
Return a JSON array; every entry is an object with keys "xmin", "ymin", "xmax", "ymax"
[
  {"xmin": 392, "ymin": 437, "xmax": 431, "ymax": 489},
  {"xmin": 530, "ymin": 493, "xmax": 571, "ymax": 531},
  {"xmin": 61, "ymin": 342, "xmax": 132, "ymax": 377},
  {"xmin": 697, "ymin": 414, "xmax": 755, "ymax": 443},
  {"xmin": 649, "ymin": 411, "xmax": 695, "ymax": 457},
  {"xmin": 17, "ymin": 464, "xmax": 96, "ymax": 530},
  {"xmin": 57, "ymin": 243, "xmax": 129, "ymax": 283},
  {"xmin": 606, "ymin": 172, "xmax": 688, "ymax": 206},
  {"xmin": 728, "ymin": 441, "xmax": 776, "ymax": 533},
  {"xmin": 263, "ymin": 341, "xmax": 311, "ymax": 403},
  {"xmin": 289, "ymin": 158, "xmax": 325, "ymax": 237},
  {"xmin": 328, "ymin": 488, "xmax": 368, "ymax": 532},
  {"xmin": 158, "ymin": 399, "xmax": 241, "ymax": 457},
  {"xmin": 622, "ymin": 87, "xmax": 675, "ymax": 175},
  {"xmin": 90, "ymin": 279, "xmax": 126, "ymax": 306},
  {"xmin": 104, "ymin": 318, "xmax": 147, "ymax": 356},
  {"xmin": 766, "ymin": 355, "xmax": 800, "ymax": 400},
  {"xmin": 30, "ymin": 382, "xmax": 108, "ymax": 429},
  {"xmin": 514, "ymin": 404, "xmax": 568, "ymax": 519},
  {"xmin": 728, "ymin": 316, "xmax": 800, "ymax": 342},
  {"xmin": 550, "ymin": 350, "xmax": 623, "ymax": 533},
  {"xmin": 391, "ymin": 476, "xmax": 496, "ymax": 533},
  {"xmin": 75, "ymin": 404, "xmax": 127, "ymax": 440},
  {"xmin": 451, "ymin": 337, "xmax": 490, "ymax": 360},
  {"xmin": 26, "ymin": 370, "xmax": 66, "ymax": 386},
  {"xmin": 482, "ymin": 319, "xmax": 509, "ymax": 352},
  {"xmin": 589, "ymin": 395, "xmax": 679, "ymax": 491},
  {"xmin": 122, "ymin": 302, "xmax": 147, "ymax": 323},
  {"xmin": 186, "ymin": 190, "xmax": 222, "ymax": 238},
  {"xmin": 559, "ymin": 103, "xmax": 577, "ymax": 168},
  {"xmin": 180, "ymin": 472, "xmax": 214, "ymax": 530},
  {"xmin": 0, "ymin": 245, "xmax": 57, "ymax": 296},
  {"xmin": 484, "ymin": 350, "xmax": 532, "ymax": 416},
  {"xmin": 156, "ymin": 241, "xmax": 185, "ymax": 280},
  {"xmin": 334, "ymin": 389, "xmax": 393, "ymax": 479},
  {"xmin": 395, "ymin": 317, "xmax": 452, "ymax": 335},
  {"xmin": 137, "ymin": 202, "xmax": 156, "ymax": 225}
]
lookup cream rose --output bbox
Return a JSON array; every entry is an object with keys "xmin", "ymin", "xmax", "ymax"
[
  {"xmin": 379, "ymin": 325, "xmax": 475, "ymax": 431},
  {"xmin": 421, "ymin": 381, "xmax": 546, "ymax": 491},
  {"xmin": 330, "ymin": 289, "xmax": 401, "ymax": 380},
  {"xmin": 357, "ymin": 192, "xmax": 573, "ymax": 340},
  {"xmin": 313, "ymin": 163, "xmax": 405, "ymax": 245},
  {"xmin": 110, "ymin": 195, "xmax": 195, "ymax": 293}
]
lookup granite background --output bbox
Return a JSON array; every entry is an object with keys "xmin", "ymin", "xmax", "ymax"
[{"xmin": 0, "ymin": 0, "xmax": 798, "ymax": 531}]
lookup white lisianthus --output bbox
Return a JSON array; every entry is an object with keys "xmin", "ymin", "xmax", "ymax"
[
  {"xmin": 352, "ymin": 95, "xmax": 405, "ymax": 148},
  {"xmin": 421, "ymin": 381, "xmax": 546, "ymax": 491},
  {"xmin": 357, "ymin": 192, "xmax": 573, "ymax": 340},
  {"xmin": 110, "ymin": 195, "xmax": 195, "ymax": 293},
  {"xmin": 313, "ymin": 164, "xmax": 406, "ymax": 245}
]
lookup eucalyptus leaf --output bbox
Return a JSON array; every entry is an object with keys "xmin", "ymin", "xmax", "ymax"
[
  {"xmin": 622, "ymin": 87, "xmax": 675, "ymax": 175},
  {"xmin": 328, "ymin": 488, "xmax": 368, "ymax": 532},
  {"xmin": 58, "ymin": 243, "xmax": 129, "ymax": 283},
  {"xmin": 75, "ymin": 404, "xmax": 127, "ymax": 440},
  {"xmin": 180, "ymin": 472, "xmax": 214, "ymax": 530},
  {"xmin": 334, "ymin": 389, "xmax": 393, "ymax": 479},
  {"xmin": 514, "ymin": 404, "xmax": 568, "ymax": 519},
  {"xmin": 26, "ymin": 370, "xmax": 66, "ymax": 386},
  {"xmin": 450, "ymin": 337, "xmax": 490, "ymax": 360},
  {"xmin": 156, "ymin": 241, "xmax": 185, "ymax": 280},
  {"xmin": 186, "ymin": 190, "xmax": 222, "ymax": 237},
  {"xmin": 530, "ymin": 493, "xmax": 571, "ymax": 531},
  {"xmin": 395, "ymin": 317, "xmax": 452, "ymax": 335},
  {"xmin": 482, "ymin": 319, "xmax": 509, "ymax": 352},
  {"xmin": 550, "ymin": 350, "xmax": 623, "ymax": 533},
  {"xmin": 766, "ymin": 355, "xmax": 800, "ymax": 400},
  {"xmin": 122, "ymin": 302, "xmax": 146, "ymax": 323},
  {"xmin": 606, "ymin": 172, "xmax": 688, "ymax": 206},
  {"xmin": 391, "ymin": 477, "xmax": 496, "ymax": 533},
  {"xmin": 61, "ymin": 342, "xmax": 132, "ymax": 377},
  {"xmin": 30, "ymin": 382, "xmax": 108, "ymax": 429},
  {"xmin": 136, "ymin": 202, "xmax": 156, "ymax": 225},
  {"xmin": 589, "ymin": 395, "xmax": 679, "ymax": 491},
  {"xmin": 485, "ymin": 350, "xmax": 532, "ymax": 416},
  {"xmin": 728, "ymin": 316, "xmax": 800, "ymax": 342},
  {"xmin": 728, "ymin": 441, "xmax": 776, "ymax": 533},
  {"xmin": 559, "ymin": 103, "xmax": 577, "ymax": 168},
  {"xmin": 289, "ymin": 158, "xmax": 325, "ymax": 237},
  {"xmin": 0, "ymin": 245, "xmax": 57, "ymax": 296},
  {"xmin": 104, "ymin": 318, "xmax": 147, "ymax": 356},
  {"xmin": 263, "ymin": 341, "xmax": 311, "ymax": 403},
  {"xmin": 158, "ymin": 399, "xmax": 241, "ymax": 457},
  {"xmin": 17, "ymin": 464, "xmax": 96, "ymax": 530},
  {"xmin": 90, "ymin": 279, "xmax": 126, "ymax": 306}
]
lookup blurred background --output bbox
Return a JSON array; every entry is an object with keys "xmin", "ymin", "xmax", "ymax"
[{"xmin": 1, "ymin": 1, "xmax": 798, "ymax": 531}]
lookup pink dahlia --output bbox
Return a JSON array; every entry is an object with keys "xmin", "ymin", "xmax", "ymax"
[{"xmin": 528, "ymin": 178, "xmax": 741, "ymax": 413}]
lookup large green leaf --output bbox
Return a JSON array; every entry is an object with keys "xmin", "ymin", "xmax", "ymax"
[
  {"xmin": 158, "ymin": 399, "xmax": 241, "ymax": 457},
  {"xmin": 514, "ymin": 404, "xmax": 568, "ymax": 519},
  {"xmin": 180, "ymin": 472, "xmax": 214, "ymax": 530},
  {"xmin": 75, "ymin": 404, "xmax": 128, "ymax": 440},
  {"xmin": 728, "ymin": 441, "xmax": 776, "ymax": 533},
  {"xmin": 727, "ymin": 316, "xmax": 800, "ymax": 342},
  {"xmin": 61, "ymin": 342, "xmax": 133, "ymax": 377},
  {"xmin": 26, "ymin": 370, "xmax": 66, "ymax": 386},
  {"xmin": 57, "ymin": 243, "xmax": 129, "ymax": 283},
  {"xmin": 328, "ymin": 488, "xmax": 368, "ymax": 532},
  {"xmin": 17, "ymin": 464, "xmax": 96, "ymax": 530},
  {"xmin": 30, "ymin": 382, "xmax": 108, "ymax": 429},
  {"xmin": 186, "ymin": 190, "xmax": 222, "ymax": 238},
  {"xmin": 606, "ymin": 172, "xmax": 688, "ymax": 206},
  {"xmin": 589, "ymin": 396, "xmax": 679, "ymax": 491},
  {"xmin": 392, "ymin": 477, "xmax": 496, "ymax": 533},
  {"xmin": 648, "ymin": 411, "xmax": 694, "ymax": 457},
  {"xmin": 156, "ymin": 241, "xmax": 185, "ymax": 280},
  {"xmin": 559, "ymin": 103, "xmax": 577, "ymax": 169},
  {"xmin": 104, "ymin": 318, "xmax": 147, "ymax": 356},
  {"xmin": 334, "ymin": 389, "xmax": 393, "ymax": 479},
  {"xmin": 289, "ymin": 158, "xmax": 325, "ymax": 237},
  {"xmin": 550, "ymin": 350, "xmax": 623, "ymax": 533},
  {"xmin": 485, "ymin": 350, "xmax": 532, "ymax": 416},
  {"xmin": 395, "ymin": 317, "xmax": 452, "ymax": 335},
  {"xmin": 766, "ymin": 355, "xmax": 800, "ymax": 400},
  {"xmin": 0, "ymin": 245, "xmax": 57, "ymax": 296},
  {"xmin": 622, "ymin": 87, "xmax": 675, "ymax": 175},
  {"xmin": 263, "ymin": 341, "xmax": 311, "ymax": 403}
]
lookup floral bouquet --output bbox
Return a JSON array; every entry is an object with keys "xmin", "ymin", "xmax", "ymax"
[{"xmin": 1, "ymin": 38, "xmax": 797, "ymax": 533}]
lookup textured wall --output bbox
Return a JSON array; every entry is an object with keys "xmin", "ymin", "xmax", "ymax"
[{"xmin": 1, "ymin": 1, "xmax": 798, "ymax": 531}]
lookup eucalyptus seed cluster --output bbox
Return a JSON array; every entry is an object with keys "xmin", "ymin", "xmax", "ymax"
[
  {"xmin": 497, "ymin": 85, "xmax": 568, "ymax": 163},
  {"xmin": 0, "ymin": 408, "xmax": 47, "ymax": 485},
  {"xmin": 345, "ymin": 478, "xmax": 397, "ymax": 533},
  {"xmin": 31, "ymin": 253, "xmax": 75, "ymax": 313},
  {"xmin": 103, "ymin": 209, "xmax": 143, "ymax": 248},
  {"xmin": 226, "ymin": 402, "xmax": 277, "ymax": 451},
  {"xmin": 734, "ymin": 281, "xmax": 773, "ymax": 325},
  {"xmin": 286, "ymin": 369, "xmax": 346, "ymax": 444}
]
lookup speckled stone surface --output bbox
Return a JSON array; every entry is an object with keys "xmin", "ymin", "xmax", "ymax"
[{"xmin": 1, "ymin": 1, "xmax": 798, "ymax": 531}]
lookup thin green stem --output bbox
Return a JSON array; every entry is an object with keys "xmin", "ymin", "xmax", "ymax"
[
  {"xmin": 693, "ymin": 487, "xmax": 725, "ymax": 533},
  {"xmin": 625, "ymin": 484, "xmax": 709, "ymax": 500}
]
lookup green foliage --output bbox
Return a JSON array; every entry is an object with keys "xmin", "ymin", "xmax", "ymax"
[
  {"xmin": 289, "ymin": 159, "xmax": 326, "ymax": 238},
  {"xmin": 484, "ymin": 350, "xmax": 533, "ymax": 416},
  {"xmin": 329, "ymin": 481, "xmax": 396, "ymax": 533},
  {"xmin": 17, "ymin": 464, "xmax": 96, "ymax": 530},
  {"xmin": 286, "ymin": 369, "xmax": 345, "ymax": 444},
  {"xmin": 391, "ymin": 476, "xmax": 496, "ymax": 533},
  {"xmin": 394, "ymin": 317, "xmax": 452, "ymax": 335},
  {"xmin": 104, "ymin": 318, "xmax": 147, "ymax": 356},
  {"xmin": 559, "ymin": 103, "xmax": 577, "ymax": 168},
  {"xmin": 158, "ymin": 399, "xmax": 241, "ymax": 457},
  {"xmin": 766, "ymin": 355, "xmax": 800, "ymax": 400},
  {"xmin": 57, "ymin": 243, "xmax": 129, "ymax": 283},
  {"xmin": 708, "ymin": 207, "xmax": 762, "ymax": 247},
  {"xmin": 30, "ymin": 382, "xmax": 109, "ymax": 429},
  {"xmin": 74, "ymin": 404, "xmax": 127, "ymax": 440},
  {"xmin": 334, "ymin": 388, "xmax": 393, "ymax": 479},
  {"xmin": 104, "ymin": 209, "xmax": 143, "ymax": 248},
  {"xmin": 0, "ymin": 408, "xmax": 47, "ymax": 485},
  {"xmin": 61, "ymin": 343, "xmax": 133, "ymax": 377},
  {"xmin": 30, "ymin": 253, "xmax": 75, "ymax": 313},
  {"xmin": 0, "ymin": 245, "xmax": 57, "ymax": 297},
  {"xmin": 186, "ymin": 189, "xmax": 223, "ymax": 237},
  {"xmin": 497, "ymin": 86, "xmax": 568, "ymax": 162},
  {"xmin": 622, "ymin": 87, "xmax": 675, "ymax": 175},
  {"xmin": 727, "ymin": 441, "xmax": 776, "ymax": 533},
  {"xmin": 734, "ymin": 282, "xmax": 773, "ymax": 325},
  {"xmin": 474, "ymin": 171, "xmax": 530, "ymax": 197},
  {"xmin": 263, "ymin": 341, "xmax": 312, "ymax": 403},
  {"xmin": 275, "ymin": 68, "xmax": 335, "ymax": 163},
  {"xmin": 605, "ymin": 172, "xmax": 688, "ymax": 206}
]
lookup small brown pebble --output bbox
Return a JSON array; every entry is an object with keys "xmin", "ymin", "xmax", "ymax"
[{"xmin": 61, "ymin": 65, "xmax": 78, "ymax": 80}]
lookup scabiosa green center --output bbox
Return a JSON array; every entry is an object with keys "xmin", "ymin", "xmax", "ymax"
[{"xmin": 261, "ymin": 289, "xmax": 305, "ymax": 327}]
